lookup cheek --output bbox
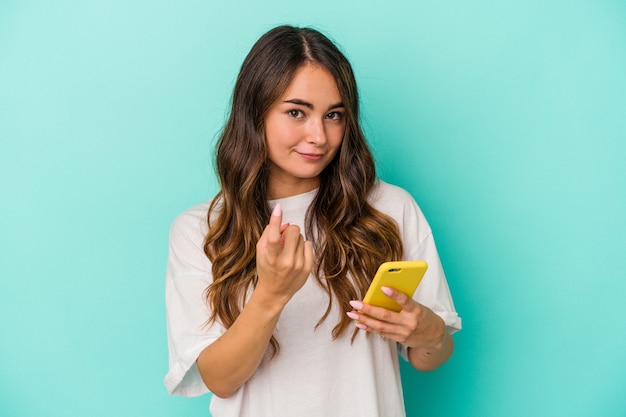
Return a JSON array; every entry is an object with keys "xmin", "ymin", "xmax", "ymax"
[
  {"xmin": 264, "ymin": 119, "xmax": 282, "ymax": 151},
  {"xmin": 266, "ymin": 119, "xmax": 298, "ymax": 147},
  {"xmin": 329, "ymin": 124, "xmax": 346, "ymax": 148}
]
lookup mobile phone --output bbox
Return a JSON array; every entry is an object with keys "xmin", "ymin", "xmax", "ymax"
[{"xmin": 362, "ymin": 261, "xmax": 428, "ymax": 312}]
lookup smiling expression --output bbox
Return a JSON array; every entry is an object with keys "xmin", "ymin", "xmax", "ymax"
[{"xmin": 264, "ymin": 63, "xmax": 346, "ymax": 199}]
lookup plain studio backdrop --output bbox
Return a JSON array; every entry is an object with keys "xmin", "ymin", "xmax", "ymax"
[{"xmin": 1, "ymin": 1, "xmax": 625, "ymax": 416}]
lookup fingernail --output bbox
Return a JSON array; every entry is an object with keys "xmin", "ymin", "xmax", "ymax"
[
  {"xmin": 272, "ymin": 203, "xmax": 282, "ymax": 217},
  {"xmin": 346, "ymin": 311, "xmax": 359, "ymax": 320},
  {"xmin": 355, "ymin": 323, "xmax": 367, "ymax": 330},
  {"xmin": 381, "ymin": 287, "xmax": 393, "ymax": 296},
  {"xmin": 349, "ymin": 300, "xmax": 363, "ymax": 310}
]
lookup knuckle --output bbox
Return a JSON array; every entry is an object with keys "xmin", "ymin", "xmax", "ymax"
[
  {"xmin": 363, "ymin": 319, "xmax": 378, "ymax": 331},
  {"xmin": 398, "ymin": 325, "xmax": 413, "ymax": 339},
  {"xmin": 277, "ymin": 257, "xmax": 294, "ymax": 270},
  {"xmin": 379, "ymin": 309, "xmax": 393, "ymax": 322},
  {"xmin": 283, "ymin": 224, "xmax": 300, "ymax": 237}
]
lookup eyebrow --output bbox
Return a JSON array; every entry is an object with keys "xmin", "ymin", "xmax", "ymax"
[{"xmin": 283, "ymin": 99, "xmax": 345, "ymax": 111}]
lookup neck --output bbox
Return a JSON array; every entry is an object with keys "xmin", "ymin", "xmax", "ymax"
[{"xmin": 267, "ymin": 177, "xmax": 320, "ymax": 200}]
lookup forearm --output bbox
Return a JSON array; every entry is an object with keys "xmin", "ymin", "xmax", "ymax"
[
  {"xmin": 196, "ymin": 289, "xmax": 286, "ymax": 398},
  {"xmin": 407, "ymin": 323, "xmax": 454, "ymax": 372}
]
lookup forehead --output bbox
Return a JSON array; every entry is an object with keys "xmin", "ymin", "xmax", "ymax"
[{"xmin": 279, "ymin": 63, "xmax": 341, "ymax": 103}]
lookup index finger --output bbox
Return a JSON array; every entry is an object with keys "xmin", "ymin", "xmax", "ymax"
[{"xmin": 262, "ymin": 203, "xmax": 284, "ymax": 257}]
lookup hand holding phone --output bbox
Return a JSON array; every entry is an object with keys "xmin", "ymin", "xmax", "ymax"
[{"xmin": 362, "ymin": 261, "xmax": 428, "ymax": 312}]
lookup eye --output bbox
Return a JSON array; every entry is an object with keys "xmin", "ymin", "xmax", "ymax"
[
  {"xmin": 326, "ymin": 111, "xmax": 344, "ymax": 121},
  {"xmin": 288, "ymin": 109, "xmax": 305, "ymax": 119}
]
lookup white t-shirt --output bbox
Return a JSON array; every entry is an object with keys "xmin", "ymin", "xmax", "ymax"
[{"xmin": 164, "ymin": 181, "xmax": 461, "ymax": 417}]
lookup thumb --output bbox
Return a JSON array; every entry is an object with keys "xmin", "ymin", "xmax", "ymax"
[{"xmin": 381, "ymin": 286, "xmax": 413, "ymax": 310}]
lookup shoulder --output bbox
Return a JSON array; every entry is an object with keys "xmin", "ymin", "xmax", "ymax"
[
  {"xmin": 368, "ymin": 180, "xmax": 433, "ymax": 253},
  {"xmin": 170, "ymin": 201, "xmax": 211, "ymax": 242},
  {"xmin": 368, "ymin": 181, "xmax": 416, "ymax": 206},
  {"xmin": 167, "ymin": 200, "xmax": 214, "ymax": 278},
  {"xmin": 168, "ymin": 200, "xmax": 214, "ymax": 264},
  {"xmin": 368, "ymin": 181, "xmax": 423, "ymax": 221}
]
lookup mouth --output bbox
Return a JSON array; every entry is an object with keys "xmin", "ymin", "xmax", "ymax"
[{"xmin": 297, "ymin": 152, "xmax": 324, "ymax": 161}]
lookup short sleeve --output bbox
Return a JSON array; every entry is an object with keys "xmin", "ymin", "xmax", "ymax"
[
  {"xmin": 399, "ymin": 236, "xmax": 462, "ymax": 361},
  {"xmin": 164, "ymin": 203, "xmax": 224, "ymax": 397},
  {"xmin": 410, "ymin": 232, "xmax": 462, "ymax": 333},
  {"xmin": 370, "ymin": 182, "xmax": 461, "ymax": 361}
]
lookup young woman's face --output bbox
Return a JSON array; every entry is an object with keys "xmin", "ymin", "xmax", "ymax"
[{"xmin": 264, "ymin": 63, "xmax": 346, "ymax": 199}]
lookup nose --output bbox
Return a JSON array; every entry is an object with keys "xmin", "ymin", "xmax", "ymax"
[{"xmin": 305, "ymin": 118, "xmax": 327, "ymax": 145}]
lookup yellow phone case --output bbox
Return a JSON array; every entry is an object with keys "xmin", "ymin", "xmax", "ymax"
[{"xmin": 363, "ymin": 261, "xmax": 428, "ymax": 312}]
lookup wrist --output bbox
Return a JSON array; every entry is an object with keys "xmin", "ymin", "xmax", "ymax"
[
  {"xmin": 430, "ymin": 316, "xmax": 447, "ymax": 351},
  {"xmin": 409, "ymin": 313, "xmax": 447, "ymax": 352},
  {"xmin": 248, "ymin": 285, "xmax": 290, "ymax": 316},
  {"xmin": 407, "ymin": 325, "xmax": 454, "ymax": 372}
]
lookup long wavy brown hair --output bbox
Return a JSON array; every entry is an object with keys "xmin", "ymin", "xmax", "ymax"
[{"xmin": 204, "ymin": 25, "xmax": 403, "ymax": 355}]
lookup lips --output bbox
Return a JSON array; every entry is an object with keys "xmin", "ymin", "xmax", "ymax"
[{"xmin": 297, "ymin": 152, "xmax": 324, "ymax": 161}]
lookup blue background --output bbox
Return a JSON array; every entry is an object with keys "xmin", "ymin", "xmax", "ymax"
[{"xmin": 1, "ymin": 1, "xmax": 625, "ymax": 416}]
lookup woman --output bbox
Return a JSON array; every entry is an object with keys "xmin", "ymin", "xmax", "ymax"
[{"xmin": 165, "ymin": 25, "xmax": 461, "ymax": 417}]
